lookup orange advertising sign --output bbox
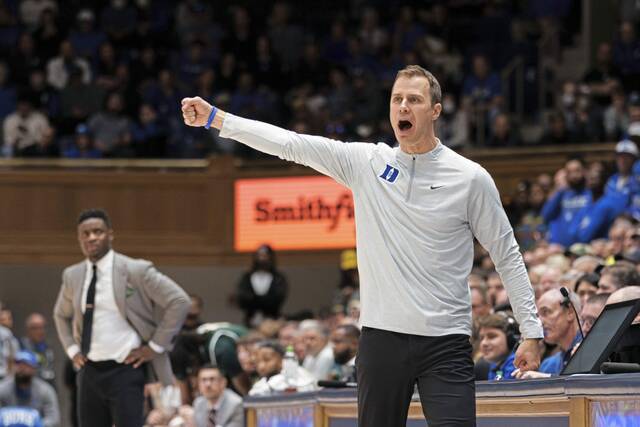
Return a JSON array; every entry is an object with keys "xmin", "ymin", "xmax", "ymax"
[{"xmin": 234, "ymin": 176, "xmax": 356, "ymax": 251}]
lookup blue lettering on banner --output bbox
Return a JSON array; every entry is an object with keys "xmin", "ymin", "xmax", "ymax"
[{"xmin": 379, "ymin": 165, "xmax": 399, "ymax": 183}]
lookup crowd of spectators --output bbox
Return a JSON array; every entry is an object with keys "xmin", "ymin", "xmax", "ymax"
[
  {"xmin": 0, "ymin": 0, "xmax": 615, "ymax": 159},
  {"xmin": 2, "ymin": 221, "xmax": 640, "ymax": 426}
]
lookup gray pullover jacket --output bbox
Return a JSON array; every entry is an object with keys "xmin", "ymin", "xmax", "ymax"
[{"xmin": 219, "ymin": 114, "xmax": 543, "ymax": 339}]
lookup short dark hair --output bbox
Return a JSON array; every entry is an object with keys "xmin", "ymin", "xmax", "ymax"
[
  {"xmin": 601, "ymin": 264, "xmax": 640, "ymax": 288},
  {"xmin": 335, "ymin": 324, "xmax": 361, "ymax": 340},
  {"xmin": 78, "ymin": 208, "xmax": 112, "ymax": 228},
  {"xmin": 198, "ymin": 364, "xmax": 224, "ymax": 377},
  {"xmin": 394, "ymin": 65, "xmax": 442, "ymax": 105},
  {"xmin": 575, "ymin": 273, "xmax": 600, "ymax": 291},
  {"xmin": 256, "ymin": 340, "xmax": 285, "ymax": 357}
]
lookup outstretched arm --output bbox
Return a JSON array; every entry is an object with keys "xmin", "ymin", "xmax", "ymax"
[{"xmin": 181, "ymin": 97, "xmax": 370, "ymax": 189}]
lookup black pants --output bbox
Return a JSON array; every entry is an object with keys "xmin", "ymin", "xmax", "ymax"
[
  {"xmin": 77, "ymin": 360, "xmax": 145, "ymax": 427},
  {"xmin": 356, "ymin": 327, "xmax": 476, "ymax": 427}
]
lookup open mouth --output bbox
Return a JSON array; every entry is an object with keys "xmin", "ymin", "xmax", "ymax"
[{"xmin": 398, "ymin": 120, "xmax": 413, "ymax": 131}]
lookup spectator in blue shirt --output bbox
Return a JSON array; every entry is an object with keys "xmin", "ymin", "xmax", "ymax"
[
  {"xmin": 571, "ymin": 154, "xmax": 629, "ymax": 242},
  {"xmin": 68, "ymin": 9, "xmax": 107, "ymax": 62},
  {"xmin": 61, "ymin": 124, "xmax": 101, "ymax": 159},
  {"xmin": 606, "ymin": 139, "xmax": 639, "ymax": 196},
  {"xmin": 542, "ymin": 158, "xmax": 592, "ymax": 247},
  {"xmin": 462, "ymin": 54, "xmax": 502, "ymax": 107},
  {"xmin": 513, "ymin": 289, "xmax": 582, "ymax": 379},
  {"xmin": 477, "ymin": 314, "xmax": 520, "ymax": 381}
]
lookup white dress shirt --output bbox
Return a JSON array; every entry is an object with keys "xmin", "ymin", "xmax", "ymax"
[
  {"xmin": 302, "ymin": 343, "xmax": 335, "ymax": 381},
  {"xmin": 66, "ymin": 250, "xmax": 151, "ymax": 362}
]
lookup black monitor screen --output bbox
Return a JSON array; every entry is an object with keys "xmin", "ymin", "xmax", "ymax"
[{"xmin": 562, "ymin": 299, "xmax": 640, "ymax": 375}]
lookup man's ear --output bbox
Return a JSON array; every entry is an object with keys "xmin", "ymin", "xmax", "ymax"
[{"xmin": 432, "ymin": 102, "xmax": 442, "ymax": 121}]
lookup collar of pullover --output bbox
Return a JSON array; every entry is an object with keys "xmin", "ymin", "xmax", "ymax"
[{"xmin": 395, "ymin": 140, "xmax": 444, "ymax": 166}]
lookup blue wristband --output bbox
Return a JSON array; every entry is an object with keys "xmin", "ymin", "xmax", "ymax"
[{"xmin": 204, "ymin": 106, "xmax": 218, "ymax": 129}]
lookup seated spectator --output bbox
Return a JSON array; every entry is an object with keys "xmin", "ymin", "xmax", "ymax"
[
  {"xmin": 582, "ymin": 42, "xmax": 621, "ymax": 107},
  {"xmin": 572, "ymin": 93, "xmax": 605, "ymax": 142},
  {"xmin": 598, "ymin": 263, "xmax": 640, "ymax": 294},
  {"xmin": 88, "ymin": 92, "xmax": 133, "ymax": 157},
  {"xmin": 604, "ymin": 89, "xmax": 629, "ymax": 141},
  {"xmin": 68, "ymin": 9, "xmax": 107, "ymax": 62},
  {"xmin": 33, "ymin": 8, "xmax": 64, "ymax": 62},
  {"xmin": 26, "ymin": 69, "xmax": 59, "ymax": 118},
  {"xmin": 20, "ymin": 125, "xmax": 59, "ymax": 157},
  {"xmin": 300, "ymin": 320, "xmax": 334, "ymax": 381},
  {"xmin": 477, "ymin": 314, "xmax": 519, "ymax": 381},
  {"xmin": 541, "ymin": 157, "xmax": 591, "ymax": 247},
  {"xmin": 539, "ymin": 266, "xmax": 563, "ymax": 295},
  {"xmin": 142, "ymin": 69, "xmax": 183, "ymax": 122},
  {"xmin": 249, "ymin": 341, "xmax": 315, "ymax": 395},
  {"xmin": 196, "ymin": 322, "xmax": 251, "ymax": 396},
  {"xmin": 19, "ymin": 314, "xmax": 55, "ymax": 388},
  {"xmin": 20, "ymin": 0, "xmax": 57, "ymax": 31},
  {"xmin": 100, "ymin": 0, "xmax": 138, "ymax": 49},
  {"xmin": 462, "ymin": 54, "xmax": 501, "ymax": 109},
  {"xmin": 59, "ymin": 67, "xmax": 105, "ymax": 131},
  {"xmin": 471, "ymin": 286, "xmax": 491, "ymax": 320},
  {"xmin": 46, "ymin": 40, "xmax": 91, "ymax": 90},
  {"xmin": 236, "ymin": 245, "xmax": 288, "ymax": 328},
  {"xmin": 570, "ymin": 146, "xmax": 630, "ymax": 243},
  {"xmin": 605, "ymin": 139, "xmax": 640, "ymax": 197},
  {"xmin": 486, "ymin": 113, "xmax": 521, "ymax": 147},
  {"xmin": 580, "ymin": 292, "xmax": 610, "ymax": 336},
  {"xmin": 571, "ymin": 255, "xmax": 603, "ymax": 274},
  {"xmin": 613, "ymin": 21, "xmax": 640, "ymax": 92},
  {"xmin": 93, "ymin": 42, "xmax": 120, "ymax": 91},
  {"xmin": 173, "ymin": 39, "xmax": 210, "ymax": 90},
  {"xmin": 435, "ymin": 94, "xmax": 469, "ymax": 149},
  {"xmin": 539, "ymin": 112, "xmax": 575, "ymax": 145},
  {"xmin": 9, "ymin": 34, "xmax": 43, "ymax": 88},
  {"xmin": 0, "ymin": 351, "xmax": 59, "ymax": 427},
  {"xmin": 328, "ymin": 324, "xmax": 359, "ymax": 382},
  {"xmin": 574, "ymin": 273, "xmax": 600, "ymax": 307},
  {"xmin": 606, "ymin": 219, "xmax": 635, "ymax": 259},
  {"xmin": 130, "ymin": 103, "xmax": 167, "ymax": 158},
  {"xmin": 487, "ymin": 271, "xmax": 509, "ymax": 310},
  {"xmin": 62, "ymin": 124, "xmax": 101, "ymax": 159},
  {"xmin": 515, "ymin": 289, "xmax": 582, "ymax": 378},
  {"xmin": 2, "ymin": 97, "xmax": 50, "ymax": 157},
  {"xmin": 277, "ymin": 322, "xmax": 300, "ymax": 355},
  {"xmin": 192, "ymin": 365, "xmax": 243, "ymax": 427}
]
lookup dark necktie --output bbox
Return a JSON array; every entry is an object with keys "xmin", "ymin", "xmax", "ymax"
[
  {"xmin": 207, "ymin": 408, "xmax": 217, "ymax": 427},
  {"xmin": 81, "ymin": 265, "xmax": 97, "ymax": 356}
]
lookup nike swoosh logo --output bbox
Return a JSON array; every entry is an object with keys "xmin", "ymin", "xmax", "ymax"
[{"xmin": 430, "ymin": 185, "xmax": 444, "ymax": 190}]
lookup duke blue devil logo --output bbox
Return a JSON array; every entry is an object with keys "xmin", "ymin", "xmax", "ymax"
[{"xmin": 379, "ymin": 164, "xmax": 399, "ymax": 183}]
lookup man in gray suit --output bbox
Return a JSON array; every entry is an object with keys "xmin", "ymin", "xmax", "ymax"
[
  {"xmin": 53, "ymin": 209, "xmax": 190, "ymax": 427},
  {"xmin": 193, "ymin": 365, "xmax": 244, "ymax": 427}
]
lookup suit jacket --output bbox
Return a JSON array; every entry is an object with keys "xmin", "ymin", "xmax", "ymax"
[
  {"xmin": 192, "ymin": 389, "xmax": 244, "ymax": 427},
  {"xmin": 53, "ymin": 251, "xmax": 190, "ymax": 386}
]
